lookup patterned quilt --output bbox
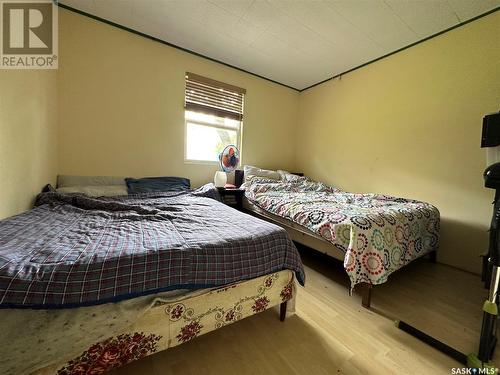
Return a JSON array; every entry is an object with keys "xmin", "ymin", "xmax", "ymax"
[
  {"xmin": 0, "ymin": 191, "xmax": 304, "ymax": 308},
  {"xmin": 246, "ymin": 178, "xmax": 440, "ymax": 287}
]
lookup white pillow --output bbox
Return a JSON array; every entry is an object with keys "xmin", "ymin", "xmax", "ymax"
[
  {"xmin": 57, "ymin": 185, "xmax": 128, "ymax": 197},
  {"xmin": 278, "ymin": 170, "xmax": 304, "ymax": 182},
  {"xmin": 243, "ymin": 165, "xmax": 280, "ymax": 183},
  {"xmin": 277, "ymin": 170, "xmax": 290, "ymax": 180}
]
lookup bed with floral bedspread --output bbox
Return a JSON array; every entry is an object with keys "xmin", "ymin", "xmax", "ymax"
[{"xmin": 246, "ymin": 177, "xmax": 440, "ymax": 288}]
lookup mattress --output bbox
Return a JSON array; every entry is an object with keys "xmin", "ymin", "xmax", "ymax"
[
  {"xmin": 243, "ymin": 197, "xmax": 332, "ymax": 244},
  {"xmin": 243, "ymin": 197, "xmax": 346, "ymax": 261}
]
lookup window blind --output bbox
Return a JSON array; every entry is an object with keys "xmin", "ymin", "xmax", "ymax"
[{"xmin": 185, "ymin": 72, "xmax": 246, "ymax": 121}]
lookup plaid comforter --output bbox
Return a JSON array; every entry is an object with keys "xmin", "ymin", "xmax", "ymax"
[{"xmin": 0, "ymin": 191, "xmax": 304, "ymax": 309}]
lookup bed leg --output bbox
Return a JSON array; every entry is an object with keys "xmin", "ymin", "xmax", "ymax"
[
  {"xmin": 280, "ymin": 301, "xmax": 287, "ymax": 322},
  {"xmin": 360, "ymin": 283, "xmax": 372, "ymax": 309},
  {"xmin": 429, "ymin": 250, "xmax": 437, "ymax": 263}
]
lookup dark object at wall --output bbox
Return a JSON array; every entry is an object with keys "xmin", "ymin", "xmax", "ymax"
[
  {"xmin": 481, "ymin": 112, "xmax": 500, "ymax": 148},
  {"xmin": 234, "ymin": 170, "xmax": 244, "ymax": 188},
  {"xmin": 484, "ymin": 163, "xmax": 500, "ymax": 189},
  {"xmin": 41, "ymin": 184, "xmax": 55, "ymax": 193}
]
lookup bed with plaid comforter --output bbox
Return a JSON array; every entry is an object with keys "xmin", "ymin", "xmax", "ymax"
[
  {"xmin": 246, "ymin": 178, "xmax": 439, "ymax": 288},
  {"xmin": 0, "ymin": 191, "xmax": 305, "ymax": 309}
]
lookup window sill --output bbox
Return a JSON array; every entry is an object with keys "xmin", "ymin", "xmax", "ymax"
[{"xmin": 184, "ymin": 159, "xmax": 219, "ymax": 166}]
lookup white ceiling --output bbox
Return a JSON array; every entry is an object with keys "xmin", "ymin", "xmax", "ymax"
[{"xmin": 60, "ymin": 0, "xmax": 500, "ymax": 90}]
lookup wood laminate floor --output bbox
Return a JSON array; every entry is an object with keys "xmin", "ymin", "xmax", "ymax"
[{"xmin": 112, "ymin": 247, "xmax": 496, "ymax": 374}]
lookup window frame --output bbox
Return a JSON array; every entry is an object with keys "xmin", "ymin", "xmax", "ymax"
[
  {"xmin": 183, "ymin": 72, "xmax": 245, "ymax": 164},
  {"xmin": 183, "ymin": 111, "xmax": 243, "ymax": 165}
]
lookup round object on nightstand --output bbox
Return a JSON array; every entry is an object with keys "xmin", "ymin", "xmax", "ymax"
[{"xmin": 214, "ymin": 171, "xmax": 227, "ymax": 187}]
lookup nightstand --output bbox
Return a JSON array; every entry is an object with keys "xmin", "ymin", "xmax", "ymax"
[{"xmin": 217, "ymin": 187, "xmax": 245, "ymax": 211}]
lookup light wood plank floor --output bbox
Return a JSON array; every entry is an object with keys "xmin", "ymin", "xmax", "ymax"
[{"xmin": 112, "ymin": 247, "xmax": 496, "ymax": 375}]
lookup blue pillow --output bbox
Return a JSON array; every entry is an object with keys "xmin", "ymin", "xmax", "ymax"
[{"xmin": 125, "ymin": 177, "xmax": 190, "ymax": 194}]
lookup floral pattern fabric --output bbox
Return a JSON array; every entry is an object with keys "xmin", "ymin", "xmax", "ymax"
[
  {"xmin": 164, "ymin": 272, "xmax": 294, "ymax": 342},
  {"xmin": 57, "ymin": 333, "xmax": 161, "ymax": 375},
  {"xmin": 246, "ymin": 178, "xmax": 440, "ymax": 287},
  {"xmin": 45, "ymin": 271, "xmax": 295, "ymax": 375}
]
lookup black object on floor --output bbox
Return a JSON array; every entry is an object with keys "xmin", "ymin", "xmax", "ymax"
[{"xmin": 396, "ymin": 320, "xmax": 468, "ymax": 365}]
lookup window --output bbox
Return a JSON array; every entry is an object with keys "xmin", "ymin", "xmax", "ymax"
[{"xmin": 184, "ymin": 72, "xmax": 245, "ymax": 162}]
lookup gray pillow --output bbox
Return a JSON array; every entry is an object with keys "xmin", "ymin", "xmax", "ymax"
[
  {"xmin": 57, "ymin": 175, "xmax": 126, "ymax": 188},
  {"xmin": 56, "ymin": 185, "xmax": 128, "ymax": 197}
]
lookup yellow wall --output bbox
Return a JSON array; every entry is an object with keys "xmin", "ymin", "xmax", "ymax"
[
  {"xmin": 57, "ymin": 10, "xmax": 299, "ymax": 187},
  {"xmin": 0, "ymin": 70, "xmax": 58, "ymax": 219},
  {"xmin": 297, "ymin": 12, "xmax": 500, "ymax": 274}
]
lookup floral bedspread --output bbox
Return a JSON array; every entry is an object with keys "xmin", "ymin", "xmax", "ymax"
[{"xmin": 246, "ymin": 178, "xmax": 440, "ymax": 287}]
